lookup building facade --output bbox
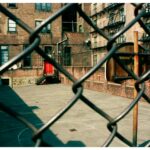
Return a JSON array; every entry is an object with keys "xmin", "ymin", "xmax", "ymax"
[
  {"xmin": 0, "ymin": 3, "xmax": 91, "ymax": 86},
  {"xmin": 0, "ymin": 3, "xmax": 149, "ymax": 99},
  {"xmin": 90, "ymin": 3, "xmax": 150, "ymax": 82},
  {"xmin": 61, "ymin": 3, "xmax": 150, "ymax": 99}
]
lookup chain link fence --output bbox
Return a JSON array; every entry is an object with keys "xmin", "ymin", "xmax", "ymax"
[{"xmin": 0, "ymin": 3, "xmax": 150, "ymax": 147}]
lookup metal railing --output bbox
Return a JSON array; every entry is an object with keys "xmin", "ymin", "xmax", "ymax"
[{"xmin": 0, "ymin": 3, "xmax": 150, "ymax": 147}]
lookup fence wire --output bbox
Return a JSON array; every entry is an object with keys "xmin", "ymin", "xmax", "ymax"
[{"xmin": 0, "ymin": 3, "xmax": 150, "ymax": 147}]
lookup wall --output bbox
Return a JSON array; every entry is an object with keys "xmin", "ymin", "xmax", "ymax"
[
  {"xmin": 0, "ymin": 3, "xmax": 62, "ymax": 84},
  {"xmin": 1, "ymin": 68, "xmax": 43, "ymax": 87},
  {"xmin": 60, "ymin": 66, "xmax": 150, "ymax": 99}
]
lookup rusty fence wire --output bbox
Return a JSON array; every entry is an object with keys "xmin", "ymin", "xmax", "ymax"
[{"xmin": 0, "ymin": 3, "xmax": 150, "ymax": 147}]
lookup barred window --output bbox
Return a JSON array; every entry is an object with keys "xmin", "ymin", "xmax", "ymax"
[
  {"xmin": 35, "ymin": 3, "xmax": 51, "ymax": 11},
  {"xmin": 0, "ymin": 46, "xmax": 9, "ymax": 66}
]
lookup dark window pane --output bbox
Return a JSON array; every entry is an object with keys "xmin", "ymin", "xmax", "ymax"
[
  {"xmin": 35, "ymin": 20, "xmax": 50, "ymax": 33},
  {"xmin": 0, "ymin": 46, "xmax": 9, "ymax": 66},
  {"xmin": 23, "ymin": 45, "xmax": 31, "ymax": 67},
  {"xmin": 8, "ymin": 3, "xmax": 16, "ymax": 8},
  {"xmin": 35, "ymin": 3, "xmax": 51, "ymax": 11},
  {"xmin": 63, "ymin": 47, "xmax": 71, "ymax": 66},
  {"xmin": 47, "ymin": 3, "xmax": 51, "ymax": 11}
]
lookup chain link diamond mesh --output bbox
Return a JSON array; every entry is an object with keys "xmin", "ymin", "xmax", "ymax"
[{"xmin": 0, "ymin": 3, "xmax": 149, "ymax": 147}]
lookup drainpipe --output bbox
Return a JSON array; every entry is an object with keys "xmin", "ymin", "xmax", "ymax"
[{"xmin": 56, "ymin": 33, "xmax": 68, "ymax": 63}]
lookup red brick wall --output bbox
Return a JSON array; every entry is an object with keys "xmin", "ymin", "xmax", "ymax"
[
  {"xmin": 60, "ymin": 66, "xmax": 150, "ymax": 99},
  {"xmin": 0, "ymin": 3, "xmax": 62, "ymax": 82}
]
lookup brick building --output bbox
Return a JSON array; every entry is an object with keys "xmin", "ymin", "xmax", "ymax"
[
  {"xmin": 0, "ymin": 3, "xmax": 149, "ymax": 99},
  {"xmin": 90, "ymin": 3, "xmax": 150, "ymax": 80},
  {"xmin": 0, "ymin": 3, "xmax": 91, "ymax": 86},
  {"xmin": 61, "ymin": 3, "xmax": 150, "ymax": 99}
]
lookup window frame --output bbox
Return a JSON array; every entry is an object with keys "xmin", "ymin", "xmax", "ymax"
[
  {"xmin": 35, "ymin": 3, "xmax": 51, "ymax": 12},
  {"xmin": 35, "ymin": 20, "xmax": 51, "ymax": 34},
  {"xmin": 22, "ymin": 45, "xmax": 32, "ymax": 68},
  {"xmin": 8, "ymin": 18, "xmax": 17, "ymax": 33},
  {"xmin": 63, "ymin": 47, "xmax": 71, "ymax": 66},
  {"xmin": 44, "ymin": 45, "xmax": 52, "ymax": 57}
]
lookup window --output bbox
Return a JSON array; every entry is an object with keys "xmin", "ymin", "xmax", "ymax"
[
  {"xmin": 78, "ymin": 25, "xmax": 83, "ymax": 32},
  {"xmin": 8, "ymin": 3, "xmax": 17, "ymax": 8},
  {"xmin": 119, "ymin": 8, "xmax": 125, "ymax": 22},
  {"xmin": 35, "ymin": 20, "xmax": 51, "ymax": 33},
  {"xmin": 0, "ymin": 46, "xmax": 9, "ymax": 66},
  {"xmin": 93, "ymin": 17, "xmax": 97, "ymax": 25},
  {"xmin": 93, "ymin": 3, "xmax": 97, "ymax": 13},
  {"xmin": 44, "ymin": 46, "xmax": 52, "ymax": 57},
  {"xmin": 8, "ymin": 19, "xmax": 17, "ymax": 33},
  {"xmin": 117, "ymin": 35, "xmax": 126, "ymax": 44},
  {"xmin": 93, "ymin": 54, "xmax": 97, "ymax": 66},
  {"xmin": 102, "ymin": 3, "xmax": 105, "ymax": 9},
  {"xmin": 35, "ymin": 3, "xmax": 51, "ymax": 11},
  {"xmin": 109, "ymin": 13, "xmax": 115, "ymax": 25},
  {"xmin": 63, "ymin": 47, "xmax": 71, "ymax": 66},
  {"xmin": 93, "ymin": 35, "xmax": 97, "ymax": 48},
  {"xmin": 23, "ymin": 45, "xmax": 32, "ymax": 68}
]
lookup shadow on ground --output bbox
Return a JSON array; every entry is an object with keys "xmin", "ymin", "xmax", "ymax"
[{"xmin": 0, "ymin": 85, "xmax": 85, "ymax": 147}]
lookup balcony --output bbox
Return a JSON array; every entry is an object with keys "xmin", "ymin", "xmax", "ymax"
[
  {"xmin": 142, "ymin": 4, "xmax": 150, "ymax": 17},
  {"xmin": 105, "ymin": 16, "xmax": 125, "ymax": 29},
  {"xmin": 90, "ymin": 9, "xmax": 106, "ymax": 18}
]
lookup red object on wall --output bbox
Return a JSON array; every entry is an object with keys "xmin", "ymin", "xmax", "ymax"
[{"xmin": 44, "ymin": 60, "xmax": 54, "ymax": 75}]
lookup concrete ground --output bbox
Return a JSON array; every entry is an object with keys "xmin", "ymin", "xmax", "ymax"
[{"xmin": 0, "ymin": 83, "xmax": 149, "ymax": 147}]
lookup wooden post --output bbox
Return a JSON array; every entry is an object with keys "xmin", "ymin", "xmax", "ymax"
[{"xmin": 133, "ymin": 31, "xmax": 139, "ymax": 146}]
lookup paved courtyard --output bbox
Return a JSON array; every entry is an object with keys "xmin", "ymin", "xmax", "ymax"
[{"xmin": 0, "ymin": 83, "xmax": 149, "ymax": 147}]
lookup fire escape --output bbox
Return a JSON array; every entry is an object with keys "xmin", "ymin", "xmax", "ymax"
[
  {"xmin": 105, "ymin": 3, "xmax": 125, "ymax": 45},
  {"xmin": 139, "ymin": 3, "xmax": 150, "ymax": 71},
  {"xmin": 90, "ymin": 3, "xmax": 125, "ymax": 51}
]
